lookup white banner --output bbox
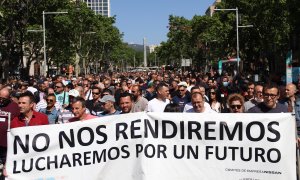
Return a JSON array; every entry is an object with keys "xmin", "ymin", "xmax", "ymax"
[{"xmin": 6, "ymin": 113, "xmax": 296, "ymax": 180}]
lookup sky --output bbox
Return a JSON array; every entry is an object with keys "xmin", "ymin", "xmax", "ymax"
[{"xmin": 111, "ymin": 0, "xmax": 216, "ymax": 45}]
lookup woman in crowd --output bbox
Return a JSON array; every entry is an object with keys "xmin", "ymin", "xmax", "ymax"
[
  {"xmin": 208, "ymin": 88, "xmax": 221, "ymax": 113},
  {"xmin": 227, "ymin": 93, "xmax": 245, "ymax": 113}
]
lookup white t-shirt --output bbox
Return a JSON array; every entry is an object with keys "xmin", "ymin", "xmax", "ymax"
[
  {"xmin": 147, "ymin": 98, "xmax": 170, "ymax": 112},
  {"xmin": 183, "ymin": 102, "xmax": 211, "ymax": 112},
  {"xmin": 186, "ymin": 106, "xmax": 217, "ymax": 113}
]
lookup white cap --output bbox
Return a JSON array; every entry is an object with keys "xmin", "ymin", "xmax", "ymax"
[
  {"xmin": 178, "ymin": 81, "xmax": 188, "ymax": 87},
  {"xmin": 68, "ymin": 89, "xmax": 80, "ymax": 97}
]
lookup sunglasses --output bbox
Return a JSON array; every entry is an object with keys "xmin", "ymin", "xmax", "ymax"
[
  {"xmin": 210, "ymin": 92, "xmax": 216, "ymax": 94},
  {"xmin": 46, "ymin": 99, "xmax": 54, "ymax": 102},
  {"xmin": 92, "ymin": 92, "xmax": 100, "ymax": 95},
  {"xmin": 230, "ymin": 105, "xmax": 242, "ymax": 109},
  {"xmin": 179, "ymin": 89, "xmax": 185, "ymax": 92},
  {"xmin": 263, "ymin": 93, "xmax": 277, "ymax": 99}
]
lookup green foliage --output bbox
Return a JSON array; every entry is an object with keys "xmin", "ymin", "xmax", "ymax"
[
  {"xmin": 158, "ymin": 0, "xmax": 297, "ymax": 74},
  {"xmin": 0, "ymin": 0, "xmax": 124, "ymax": 77}
]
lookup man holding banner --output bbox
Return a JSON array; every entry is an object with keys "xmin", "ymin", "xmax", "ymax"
[
  {"xmin": 68, "ymin": 97, "xmax": 97, "ymax": 122},
  {"xmin": 247, "ymin": 83, "xmax": 288, "ymax": 113},
  {"xmin": 11, "ymin": 91, "xmax": 48, "ymax": 128},
  {"xmin": 186, "ymin": 92, "xmax": 216, "ymax": 113}
]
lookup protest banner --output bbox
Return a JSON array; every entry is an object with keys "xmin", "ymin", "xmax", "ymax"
[{"xmin": 6, "ymin": 112, "xmax": 296, "ymax": 180}]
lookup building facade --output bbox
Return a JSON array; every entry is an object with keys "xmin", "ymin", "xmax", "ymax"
[{"xmin": 82, "ymin": 0, "xmax": 110, "ymax": 17}]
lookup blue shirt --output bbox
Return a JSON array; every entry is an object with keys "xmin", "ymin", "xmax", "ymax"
[
  {"xmin": 39, "ymin": 108, "xmax": 60, "ymax": 124},
  {"xmin": 98, "ymin": 110, "xmax": 121, "ymax": 117}
]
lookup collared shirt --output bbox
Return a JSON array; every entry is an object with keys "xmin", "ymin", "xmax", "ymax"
[
  {"xmin": 39, "ymin": 107, "xmax": 60, "ymax": 124},
  {"xmin": 11, "ymin": 111, "xmax": 49, "ymax": 129},
  {"xmin": 0, "ymin": 101, "xmax": 20, "ymax": 147}
]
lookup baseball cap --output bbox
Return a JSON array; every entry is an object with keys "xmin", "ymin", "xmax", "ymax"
[
  {"xmin": 100, "ymin": 95, "xmax": 115, "ymax": 103},
  {"xmin": 178, "ymin": 81, "xmax": 188, "ymax": 87},
  {"xmin": 68, "ymin": 89, "xmax": 80, "ymax": 97}
]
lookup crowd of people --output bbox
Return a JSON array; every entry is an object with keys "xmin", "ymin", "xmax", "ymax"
[{"xmin": 0, "ymin": 69, "xmax": 299, "ymax": 178}]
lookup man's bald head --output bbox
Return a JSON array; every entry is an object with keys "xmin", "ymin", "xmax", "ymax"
[
  {"xmin": 285, "ymin": 83, "xmax": 297, "ymax": 98},
  {"xmin": 0, "ymin": 88, "xmax": 10, "ymax": 99}
]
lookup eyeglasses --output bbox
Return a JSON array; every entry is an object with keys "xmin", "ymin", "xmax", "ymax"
[
  {"xmin": 92, "ymin": 92, "xmax": 100, "ymax": 95},
  {"xmin": 55, "ymin": 86, "xmax": 62, "ymax": 88},
  {"xmin": 230, "ymin": 105, "xmax": 242, "ymax": 109},
  {"xmin": 263, "ymin": 93, "xmax": 277, "ymax": 99}
]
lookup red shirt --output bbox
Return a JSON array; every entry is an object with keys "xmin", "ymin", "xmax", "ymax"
[
  {"xmin": 11, "ymin": 111, "xmax": 49, "ymax": 129},
  {"xmin": 0, "ymin": 101, "xmax": 20, "ymax": 147}
]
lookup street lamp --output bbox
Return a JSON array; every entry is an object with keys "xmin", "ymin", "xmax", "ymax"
[
  {"xmin": 214, "ymin": 8, "xmax": 253, "ymax": 73},
  {"xmin": 43, "ymin": 11, "xmax": 68, "ymax": 77}
]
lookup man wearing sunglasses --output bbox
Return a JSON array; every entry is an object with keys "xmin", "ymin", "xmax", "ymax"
[
  {"xmin": 39, "ymin": 94, "xmax": 60, "ymax": 124},
  {"xmin": 247, "ymin": 83, "xmax": 288, "ymax": 113},
  {"xmin": 54, "ymin": 82, "xmax": 69, "ymax": 109},
  {"xmin": 172, "ymin": 82, "xmax": 190, "ymax": 112},
  {"xmin": 86, "ymin": 87, "xmax": 103, "ymax": 116},
  {"xmin": 98, "ymin": 95, "xmax": 120, "ymax": 117}
]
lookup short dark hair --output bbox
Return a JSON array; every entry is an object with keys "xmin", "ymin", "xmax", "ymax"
[
  {"xmin": 155, "ymin": 82, "xmax": 168, "ymax": 92},
  {"xmin": 247, "ymin": 81, "xmax": 255, "ymax": 87},
  {"xmin": 72, "ymin": 97, "xmax": 86, "ymax": 108},
  {"xmin": 164, "ymin": 103, "xmax": 181, "ymax": 112},
  {"xmin": 92, "ymin": 86, "xmax": 101, "ymax": 92},
  {"xmin": 19, "ymin": 91, "xmax": 35, "ymax": 103},
  {"xmin": 120, "ymin": 92, "xmax": 133, "ymax": 101},
  {"xmin": 102, "ymin": 88, "xmax": 113, "ymax": 96},
  {"xmin": 46, "ymin": 93, "xmax": 56, "ymax": 100},
  {"xmin": 263, "ymin": 83, "xmax": 279, "ymax": 95},
  {"xmin": 55, "ymin": 82, "xmax": 64, "ymax": 87}
]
